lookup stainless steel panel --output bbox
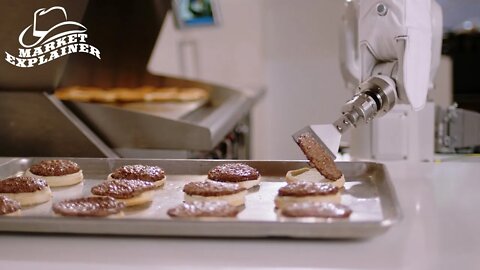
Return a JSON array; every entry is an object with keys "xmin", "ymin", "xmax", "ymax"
[
  {"xmin": 67, "ymin": 82, "xmax": 260, "ymax": 151},
  {"xmin": 435, "ymin": 105, "xmax": 480, "ymax": 153},
  {"xmin": 0, "ymin": 158, "xmax": 401, "ymax": 239},
  {"xmin": 0, "ymin": 92, "xmax": 116, "ymax": 157}
]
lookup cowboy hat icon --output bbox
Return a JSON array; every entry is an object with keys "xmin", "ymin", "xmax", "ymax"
[{"xmin": 18, "ymin": 6, "xmax": 87, "ymax": 48}]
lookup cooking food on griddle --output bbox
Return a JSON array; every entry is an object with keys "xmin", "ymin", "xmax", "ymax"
[{"xmin": 55, "ymin": 86, "xmax": 209, "ymax": 103}]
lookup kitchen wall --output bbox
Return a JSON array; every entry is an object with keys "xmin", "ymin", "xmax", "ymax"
[
  {"xmin": 148, "ymin": 0, "xmax": 268, "ymax": 159},
  {"xmin": 148, "ymin": 0, "xmax": 352, "ymax": 160},
  {"xmin": 262, "ymin": 0, "xmax": 350, "ymax": 159},
  {"xmin": 148, "ymin": 0, "xmax": 265, "ymax": 88}
]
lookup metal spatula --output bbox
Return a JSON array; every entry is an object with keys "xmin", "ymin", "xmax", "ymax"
[
  {"xmin": 293, "ymin": 76, "xmax": 399, "ymax": 160},
  {"xmin": 292, "ymin": 124, "xmax": 342, "ymax": 160}
]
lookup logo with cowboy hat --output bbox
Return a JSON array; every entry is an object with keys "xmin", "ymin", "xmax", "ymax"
[{"xmin": 5, "ymin": 6, "xmax": 101, "ymax": 68}]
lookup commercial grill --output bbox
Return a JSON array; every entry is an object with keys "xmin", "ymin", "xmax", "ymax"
[{"xmin": 0, "ymin": 0, "xmax": 262, "ymax": 159}]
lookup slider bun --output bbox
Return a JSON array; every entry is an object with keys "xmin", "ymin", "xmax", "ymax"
[
  {"xmin": 114, "ymin": 190, "xmax": 155, "ymax": 207},
  {"xmin": 0, "ymin": 188, "xmax": 52, "ymax": 206},
  {"xmin": 206, "ymin": 178, "xmax": 261, "ymax": 190},
  {"xmin": 274, "ymin": 193, "xmax": 341, "ymax": 209},
  {"xmin": 184, "ymin": 190, "xmax": 248, "ymax": 207},
  {"xmin": 286, "ymin": 167, "xmax": 345, "ymax": 188},
  {"xmin": 25, "ymin": 169, "xmax": 83, "ymax": 187}
]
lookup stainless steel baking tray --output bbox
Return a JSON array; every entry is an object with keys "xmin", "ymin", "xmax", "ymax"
[{"xmin": 0, "ymin": 158, "xmax": 401, "ymax": 239}]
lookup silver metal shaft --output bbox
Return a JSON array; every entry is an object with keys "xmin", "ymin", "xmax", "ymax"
[{"xmin": 333, "ymin": 75, "xmax": 397, "ymax": 134}]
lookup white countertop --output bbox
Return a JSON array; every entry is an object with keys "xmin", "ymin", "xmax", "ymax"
[{"xmin": 1, "ymin": 161, "xmax": 479, "ymax": 270}]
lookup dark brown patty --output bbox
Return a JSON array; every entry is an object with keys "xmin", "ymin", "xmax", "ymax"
[
  {"xmin": 167, "ymin": 201, "xmax": 241, "ymax": 218},
  {"xmin": 0, "ymin": 176, "xmax": 48, "ymax": 193},
  {"xmin": 207, "ymin": 163, "xmax": 260, "ymax": 183},
  {"xmin": 91, "ymin": 179, "xmax": 156, "ymax": 199},
  {"xmin": 296, "ymin": 133, "xmax": 342, "ymax": 180},
  {"xmin": 52, "ymin": 196, "xmax": 125, "ymax": 217},
  {"xmin": 281, "ymin": 202, "xmax": 352, "ymax": 218},
  {"xmin": 278, "ymin": 182, "xmax": 339, "ymax": 197},
  {"xmin": 0, "ymin": 195, "xmax": 21, "ymax": 215},
  {"xmin": 29, "ymin": 160, "xmax": 81, "ymax": 176},
  {"xmin": 110, "ymin": 165, "xmax": 165, "ymax": 182},
  {"xmin": 183, "ymin": 181, "xmax": 246, "ymax": 196}
]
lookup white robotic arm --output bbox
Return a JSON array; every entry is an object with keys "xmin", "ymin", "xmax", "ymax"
[
  {"xmin": 336, "ymin": 0, "xmax": 443, "ymax": 136},
  {"xmin": 294, "ymin": 0, "xmax": 443, "ymax": 157},
  {"xmin": 341, "ymin": 0, "xmax": 443, "ymax": 110}
]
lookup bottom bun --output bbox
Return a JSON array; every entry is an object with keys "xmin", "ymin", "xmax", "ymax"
[
  {"xmin": 101, "ymin": 190, "xmax": 155, "ymax": 207},
  {"xmin": 0, "ymin": 188, "xmax": 52, "ymax": 206},
  {"xmin": 207, "ymin": 177, "xmax": 261, "ymax": 190},
  {"xmin": 153, "ymin": 178, "xmax": 166, "ymax": 188},
  {"xmin": 184, "ymin": 190, "xmax": 248, "ymax": 207},
  {"xmin": 286, "ymin": 168, "xmax": 345, "ymax": 188},
  {"xmin": 25, "ymin": 170, "xmax": 84, "ymax": 187},
  {"xmin": 274, "ymin": 193, "xmax": 341, "ymax": 209}
]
